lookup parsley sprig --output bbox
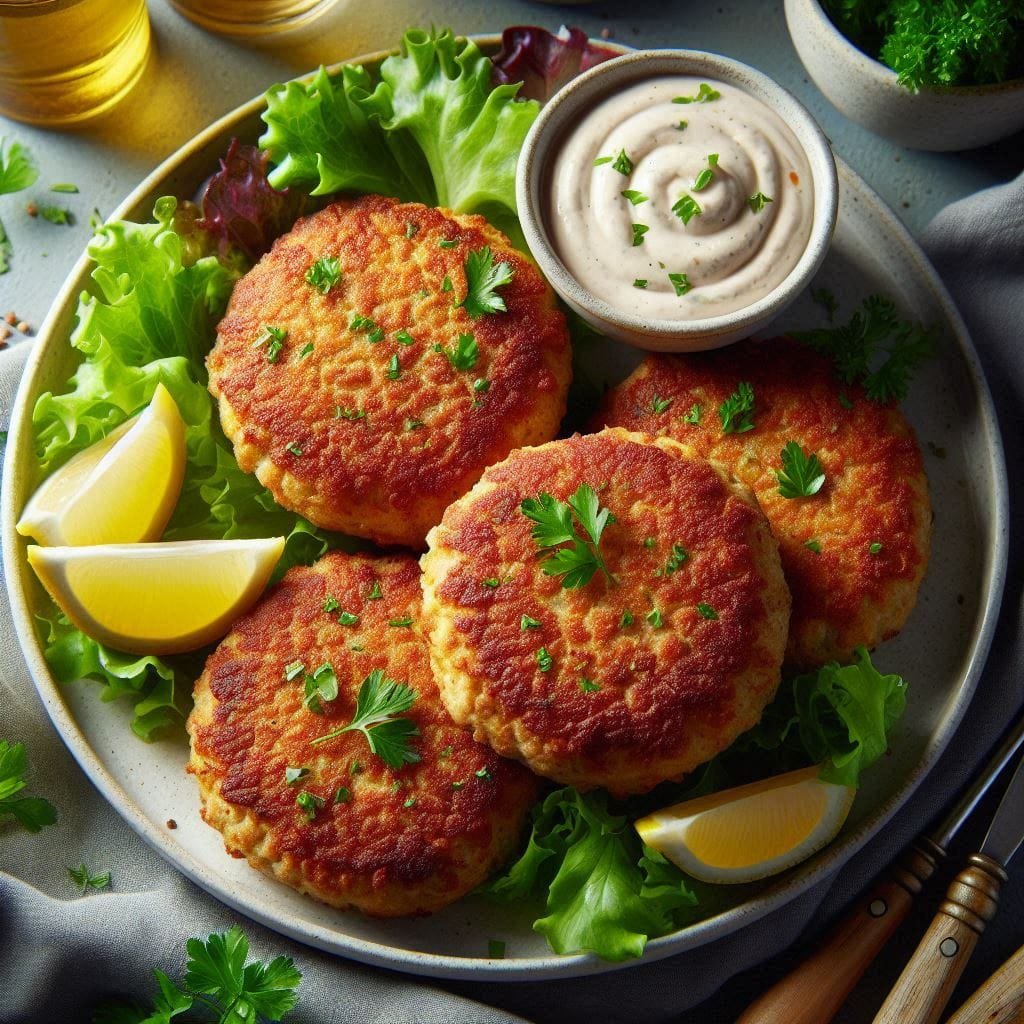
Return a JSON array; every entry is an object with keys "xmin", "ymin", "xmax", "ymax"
[
  {"xmin": 312, "ymin": 669, "xmax": 420, "ymax": 769},
  {"xmin": 0, "ymin": 740, "xmax": 56, "ymax": 833},
  {"xmin": 520, "ymin": 484, "xmax": 615, "ymax": 590},
  {"xmin": 776, "ymin": 441, "xmax": 826, "ymax": 498},
  {"xmin": 718, "ymin": 381, "xmax": 755, "ymax": 433},
  {"xmin": 68, "ymin": 863, "xmax": 110, "ymax": 894},
  {"xmin": 305, "ymin": 255, "xmax": 342, "ymax": 294},
  {"xmin": 460, "ymin": 246, "xmax": 515, "ymax": 318}
]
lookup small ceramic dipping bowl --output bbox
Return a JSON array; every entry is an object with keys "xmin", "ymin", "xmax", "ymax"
[
  {"xmin": 516, "ymin": 49, "xmax": 838, "ymax": 352},
  {"xmin": 785, "ymin": 0, "xmax": 1024, "ymax": 151}
]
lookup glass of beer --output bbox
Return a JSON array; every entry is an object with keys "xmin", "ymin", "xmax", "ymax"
[
  {"xmin": 0, "ymin": 0, "xmax": 151, "ymax": 127},
  {"xmin": 167, "ymin": 0, "xmax": 341, "ymax": 38}
]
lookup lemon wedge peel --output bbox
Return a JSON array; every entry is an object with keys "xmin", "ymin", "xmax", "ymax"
[
  {"xmin": 27, "ymin": 537, "xmax": 285, "ymax": 656},
  {"xmin": 635, "ymin": 764, "xmax": 856, "ymax": 884},
  {"xmin": 17, "ymin": 382, "xmax": 186, "ymax": 547}
]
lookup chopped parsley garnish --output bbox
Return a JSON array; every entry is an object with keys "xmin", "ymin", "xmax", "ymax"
[
  {"xmin": 672, "ymin": 194, "xmax": 701, "ymax": 225},
  {"xmin": 334, "ymin": 786, "xmax": 352, "ymax": 804},
  {"xmin": 285, "ymin": 441, "xmax": 303, "ymax": 456},
  {"xmin": 284, "ymin": 660, "xmax": 305, "ymax": 681},
  {"xmin": 388, "ymin": 617, "xmax": 413, "ymax": 628},
  {"xmin": 579, "ymin": 677, "xmax": 601, "ymax": 693},
  {"xmin": 38, "ymin": 204, "xmax": 72, "ymax": 225},
  {"xmin": 748, "ymin": 191, "xmax": 774, "ymax": 213},
  {"xmin": 631, "ymin": 223, "xmax": 649, "ymax": 247},
  {"xmin": 385, "ymin": 354, "xmax": 401, "ymax": 380},
  {"xmin": 303, "ymin": 662, "xmax": 339, "ymax": 714},
  {"xmin": 611, "ymin": 148, "xmax": 634, "ymax": 175},
  {"xmin": 668, "ymin": 272, "xmax": 693, "ymax": 297},
  {"xmin": 395, "ymin": 329, "xmax": 415, "ymax": 346},
  {"xmin": 296, "ymin": 791, "xmax": 324, "ymax": 821},
  {"xmin": 305, "ymin": 255, "xmax": 342, "ymax": 294},
  {"xmin": 323, "ymin": 596, "xmax": 340, "ymax": 613},
  {"xmin": 460, "ymin": 246, "xmax": 515, "ymax": 318},
  {"xmin": 664, "ymin": 543, "xmax": 689, "ymax": 576},
  {"xmin": 594, "ymin": 155, "xmax": 613, "ymax": 166},
  {"xmin": 805, "ymin": 539, "xmax": 823, "ymax": 553},
  {"xmin": 536, "ymin": 647, "xmax": 553, "ymax": 672},
  {"xmin": 349, "ymin": 760, "xmax": 364, "ymax": 776},
  {"xmin": 441, "ymin": 274, "xmax": 453, "ymax": 292},
  {"xmin": 869, "ymin": 541, "xmax": 883, "ymax": 555},
  {"xmin": 790, "ymin": 294, "xmax": 935, "ymax": 403},
  {"xmin": 442, "ymin": 332, "xmax": 478, "ymax": 371},
  {"xmin": 298, "ymin": 342, "xmax": 314, "ymax": 359},
  {"xmin": 50, "ymin": 182, "xmax": 78, "ymax": 193},
  {"xmin": 438, "ymin": 238, "xmax": 458, "ymax": 249},
  {"xmin": 633, "ymin": 279, "xmax": 648, "ymax": 289},
  {"xmin": 405, "ymin": 221, "xmax": 418, "ymax": 239},
  {"xmin": 676, "ymin": 120, "xmax": 688, "ymax": 131},
  {"xmin": 257, "ymin": 324, "xmax": 287, "ymax": 363},
  {"xmin": 646, "ymin": 609, "xmax": 664, "ymax": 629},
  {"xmin": 67, "ymin": 864, "xmax": 110, "ymax": 893},
  {"xmin": 0, "ymin": 741, "xmax": 56, "ymax": 833},
  {"xmin": 403, "ymin": 796, "xmax": 417, "ymax": 808},
  {"xmin": 673, "ymin": 83, "xmax": 721, "ymax": 103},
  {"xmin": 475, "ymin": 767, "xmax": 493, "ymax": 781},
  {"xmin": 693, "ymin": 155, "xmax": 719, "ymax": 192},
  {"xmin": 438, "ymin": 745, "xmax": 453, "ymax": 760},
  {"xmin": 718, "ymin": 381, "xmax": 755, "ymax": 433},
  {"xmin": 696, "ymin": 603, "xmax": 719, "ymax": 620},
  {"xmin": 350, "ymin": 314, "xmax": 375, "ymax": 331},
  {"xmin": 335, "ymin": 406, "xmax": 366, "ymax": 421},
  {"xmin": 520, "ymin": 483, "xmax": 615, "ymax": 590},
  {"xmin": 367, "ymin": 580, "xmax": 382, "ymax": 600},
  {"xmin": 621, "ymin": 189, "xmax": 648, "ymax": 205},
  {"xmin": 337, "ymin": 611, "xmax": 359, "ymax": 626},
  {"xmin": 520, "ymin": 614, "xmax": 542, "ymax": 631},
  {"xmin": 284, "ymin": 767, "xmax": 309, "ymax": 786},
  {"xmin": 473, "ymin": 377, "xmax": 490, "ymax": 393},
  {"xmin": 643, "ymin": 537, "xmax": 656, "ymax": 548},
  {"xmin": 405, "ymin": 417, "xmax": 425, "ymax": 431},
  {"xmin": 368, "ymin": 326, "xmax": 384, "ymax": 343},
  {"xmin": 482, "ymin": 577, "xmax": 501, "ymax": 588},
  {"xmin": 311, "ymin": 668, "xmax": 420, "ymax": 768},
  {"xmin": 651, "ymin": 395, "xmax": 673, "ymax": 414},
  {"xmin": 776, "ymin": 441, "xmax": 826, "ymax": 498},
  {"xmin": 683, "ymin": 403, "xmax": 702, "ymax": 425},
  {"xmin": 452, "ymin": 780, "xmax": 466, "ymax": 790}
]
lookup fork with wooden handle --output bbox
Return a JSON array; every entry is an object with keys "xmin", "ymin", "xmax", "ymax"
[{"xmin": 737, "ymin": 712, "xmax": 1024, "ymax": 1024}]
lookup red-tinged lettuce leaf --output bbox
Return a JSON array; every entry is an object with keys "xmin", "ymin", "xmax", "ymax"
[
  {"xmin": 491, "ymin": 25, "xmax": 618, "ymax": 101},
  {"xmin": 198, "ymin": 139, "xmax": 307, "ymax": 263}
]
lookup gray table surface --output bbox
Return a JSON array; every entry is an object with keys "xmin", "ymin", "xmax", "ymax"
[{"xmin": 1, "ymin": 1, "xmax": 1021, "ymax": 1022}]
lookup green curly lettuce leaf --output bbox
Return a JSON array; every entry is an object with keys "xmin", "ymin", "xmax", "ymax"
[
  {"xmin": 258, "ymin": 28, "xmax": 538, "ymax": 242},
  {"xmin": 29, "ymin": 197, "xmax": 337, "ymax": 740}
]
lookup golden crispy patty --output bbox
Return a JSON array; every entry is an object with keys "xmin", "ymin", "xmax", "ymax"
[
  {"xmin": 420, "ymin": 428, "xmax": 790, "ymax": 796},
  {"xmin": 593, "ymin": 338, "xmax": 931, "ymax": 667},
  {"xmin": 207, "ymin": 195, "xmax": 571, "ymax": 549},
  {"xmin": 187, "ymin": 551, "xmax": 539, "ymax": 918}
]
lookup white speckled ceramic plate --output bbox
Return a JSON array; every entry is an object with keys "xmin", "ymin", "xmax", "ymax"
[{"xmin": 1, "ymin": 38, "xmax": 1008, "ymax": 981}]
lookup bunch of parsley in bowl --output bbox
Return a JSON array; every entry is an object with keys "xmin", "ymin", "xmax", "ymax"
[{"xmin": 784, "ymin": 0, "xmax": 1024, "ymax": 150}]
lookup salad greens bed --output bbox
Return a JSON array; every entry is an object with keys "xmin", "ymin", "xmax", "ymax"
[{"xmin": 27, "ymin": 26, "xmax": 911, "ymax": 962}]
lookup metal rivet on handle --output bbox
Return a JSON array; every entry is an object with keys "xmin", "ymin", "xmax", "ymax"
[
  {"xmin": 939, "ymin": 937, "xmax": 959, "ymax": 957},
  {"xmin": 868, "ymin": 899, "xmax": 887, "ymax": 917}
]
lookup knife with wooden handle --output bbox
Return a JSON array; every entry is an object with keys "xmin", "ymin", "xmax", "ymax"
[
  {"xmin": 737, "ymin": 712, "xmax": 1024, "ymax": 1024},
  {"xmin": 945, "ymin": 942, "xmax": 1024, "ymax": 1024},
  {"xmin": 872, "ymin": 747, "xmax": 1024, "ymax": 1024}
]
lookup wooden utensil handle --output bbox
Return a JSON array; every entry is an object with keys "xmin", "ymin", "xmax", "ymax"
[
  {"xmin": 872, "ymin": 853, "xmax": 1007, "ymax": 1024},
  {"xmin": 737, "ymin": 839, "xmax": 942, "ymax": 1024},
  {"xmin": 945, "ymin": 942, "xmax": 1024, "ymax": 1024}
]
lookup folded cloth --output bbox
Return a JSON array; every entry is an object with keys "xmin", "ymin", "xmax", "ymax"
[{"xmin": 1, "ymin": 173, "xmax": 1021, "ymax": 1024}]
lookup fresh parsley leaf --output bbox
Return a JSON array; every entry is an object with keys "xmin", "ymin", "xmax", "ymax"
[
  {"xmin": 385, "ymin": 353, "xmax": 401, "ymax": 380},
  {"xmin": 303, "ymin": 662, "xmax": 339, "ymax": 714},
  {"xmin": 747, "ymin": 191, "xmax": 773, "ymax": 213},
  {"xmin": 672, "ymin": 194, "xmax": 701, "ymax": 225},
  {"xmin": 520, "ymin": 614, "xmax": 542, "ymax": 631},
  {"xmin": 676, "ymin": 119, "xmax": 688, "ymax": 131},
  {"xmin": 389, "ymin": 617, "xmax": 413, "ymax": 628},
  {"xmin": 441, "ymin": 274, "xmax": 453, "ymax": 292},
  {"xmin": 611, "ymin": 149, "xmax": 633, "ymax": 175},
  {"xmin": 38, "ymin": 204, "xmax": 72, "ymax": 225},
  {"xmin": 395, "ymin": 329, "xmax": 415, "ymax": 346},
  {"xmin": 776, "ymin": 441, "xmax": 826, "ymax": 499},
  {"xmin": 285, "ymin": 441, "xmax": 303, "ymax": 456},
  {"xmin": 311, "ymin": 669, "xmax": 420, "ymax": 769},
  {"xmin": 630, "ymin": 223, "xmax": 649, "ymax": 247},
  {"xmin": 404, "ymin": 220, "xmax": 418, "ymax": 239},
  {"xmin": 668, "ymin": 272, "xmax": 693, "ymax": 297},
  {"xmin": 619, "ymin": 610, "xmax": 634, "ymax": 628},
  {"xmin": 0, "ymin": 741, "xmax": 57, "ymax": 833},
  {"xmin": 284, "ymin": 767, "xmax": 309, "ymax": 786},
  {"xmin": 696, "ymin": 603, "xmax": 719, "ymax": 620},
  {"xmin": 50, "ymin": 182, "xmax": 79, "ymax": 194},
  {"xmin": 442, "ymin": 332, "xmax": 478, "ymax": 371},
  {"xmin": 682, "ymin": 403, "xmax": 702, "ymax": 425},
  {"xmin": 337, "ymin": 611, "xmax": 359, "ymax": 625},
  {"xmin": 475, "ymin": 767, "xmax": 492, "ymax": 781},
  {"xmin": 334, "ymin": 786, "xmax": 352, "ymax": 804},
  {"xmin": 0, "ymin": 137, "xmax": 38, "ymax": 194},
  {"xmin": 367, "ymin": 580, "xmax": 382, "ymax": 600},
  {"xmin": 869, "ymin": 541, "xmax": 883, "ymax": 555},
  {"xmin": 296, "ymin": 791, "xmax": 324, "ymax": 821},
  {"xmin": 646, "ymin": 609, "xmax": 664, "ymax": 629},
  {"xmin": 633, "ymin": 279, "xmax": 648, "ymax": 289},
  {"xmin": 520, "ymin": 493, "xmax": 574, "ymax": 548},
  {"xmin": 663, "ymin": 543, "xmax": 689, "ymax": 577},
  {"xmin": 593, "ymin": 155, "xmax": 613, "ymax": 166},
  {"xmin": 805, "ymin": 539, "xmax": 823, "ymax": 553},
  {"xmin": 335, "ymin": 406, "xmax": 365, "ymax": 421},
  {"xmin": 67, "ymin": 863, "xmax": 110, "ymax": 893},
  {"xmin": 305, "ymin": 255, "xmax": 342, "ymax": 294},
  {"xmin": 718, "ymin": 381, "xmax": 755, "ymax": 433},
  {"xmin": 693, "ymin": 156, "xmax": 718, "ymax": 193},
  {"xmin": 621, "ymin": 189, "xmax": 648, "ymax": 205},
  {"xmin": 482, "ymin": 577, "xmax": 501, "ymax": 588},
  {"xmin": 473, "ymin": 377, "xmax": 490, "ymax": 393},
  {"xmin": 438, "ymin": 238, "xmax": 458, "ymax": 249},
  {"xmin": 536, "ymin": 647, "xmax": 553, "ymax": 672},
  {"xmin": 651, "ymin": 395, "xmax": 673, "ymax": 414},
  {"xmin": 298, "ymin": 341, "xmax": 314, "ymax": 359},
  {"xmin": 461, "ymin": 246, "xmax": 514, "ymax": 318},
  {"xmin": 258, "ymin": 324, "xmax": 287, "ymax": 363},
  {"xmin": 579, "ymin": 677, "xmax": 601, "ymax": 693},
  {"xmin": 283, "ymin": 660, "xmax": 305, "ymax": 681},
  {"xmin": 672, "ymin": 83, "xmax": 721, "ymax": 103}
]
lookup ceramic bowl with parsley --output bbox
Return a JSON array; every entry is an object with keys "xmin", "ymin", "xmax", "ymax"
[{"xmin": 785, "ymin": 0, "xmax": 1024, "ymax": 151}]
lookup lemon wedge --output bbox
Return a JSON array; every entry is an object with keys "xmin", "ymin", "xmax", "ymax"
[
  {"xmin": 17, "ymin": 382, "xmax": 186, "ymax": 546},
  {"xmin": 635, "ymin": 765, "xmax": 856, "ymax": 884},
  {"xmin": 27, "ymin": 537, "xmax": 285, "ymax": 655}
]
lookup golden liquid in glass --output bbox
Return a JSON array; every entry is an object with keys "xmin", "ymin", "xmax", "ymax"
[
  {"xmin": 0, "ymin": 0, "xmax": 150, "ymax": 126},
  {"xmin": 168, "ymin": 0, "xmax": 338, "ymax": 37}
]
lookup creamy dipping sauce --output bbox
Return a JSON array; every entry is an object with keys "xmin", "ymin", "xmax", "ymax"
[{"xmin": 547, "ymin": 76, "xmax": 814, "ymax": 320}]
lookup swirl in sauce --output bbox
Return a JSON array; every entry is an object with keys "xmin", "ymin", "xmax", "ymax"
[{"xmin": 547, "ymin": 76, "xmax": 814, "ymax": 320}]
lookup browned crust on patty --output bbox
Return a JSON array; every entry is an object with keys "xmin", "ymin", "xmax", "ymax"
[
  {"xmin": 592, "ymin": 338, "xmax": 931, "ymax": 667},
  {"xmin": 187, "ymin": 551, "xmax": 539, "ymax": 917},
  {"xmin": 420, "ymin": 429, "xmax": 790, "ymax": 796},
  {"xmin": 207, "ymin": 195, "xmax": 571, "ymax": 548}
]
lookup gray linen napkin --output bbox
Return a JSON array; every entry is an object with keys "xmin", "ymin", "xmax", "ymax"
[{"xmin": 1, "ymin": 173, "xmax": 1021, "ymax": 1024}]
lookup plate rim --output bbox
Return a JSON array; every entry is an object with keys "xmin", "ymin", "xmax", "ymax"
[{"xmin": 0, "ymin": 36, "xmax": 1010, "ymax": 982}]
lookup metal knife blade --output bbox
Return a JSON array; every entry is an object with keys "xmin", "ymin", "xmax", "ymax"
[{"xmin": 981, "ymin": 751, "xmax": 1024, "ymax": 867}]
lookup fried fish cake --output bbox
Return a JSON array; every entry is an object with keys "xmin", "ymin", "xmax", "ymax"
[
  {"xmin": 420, "ymin": 428, "xmax": 790, "ymax": 796},
  {"xmin": 187, "ymin": 551, "xmax": 539, "ymax": 918},
  {"xmin": 207, "ymin": 195, "xmax": 571, "ymax": 549},
  {"xmin": 593, "ymin": 337, "xmax": 931, "ymax": 667}
]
